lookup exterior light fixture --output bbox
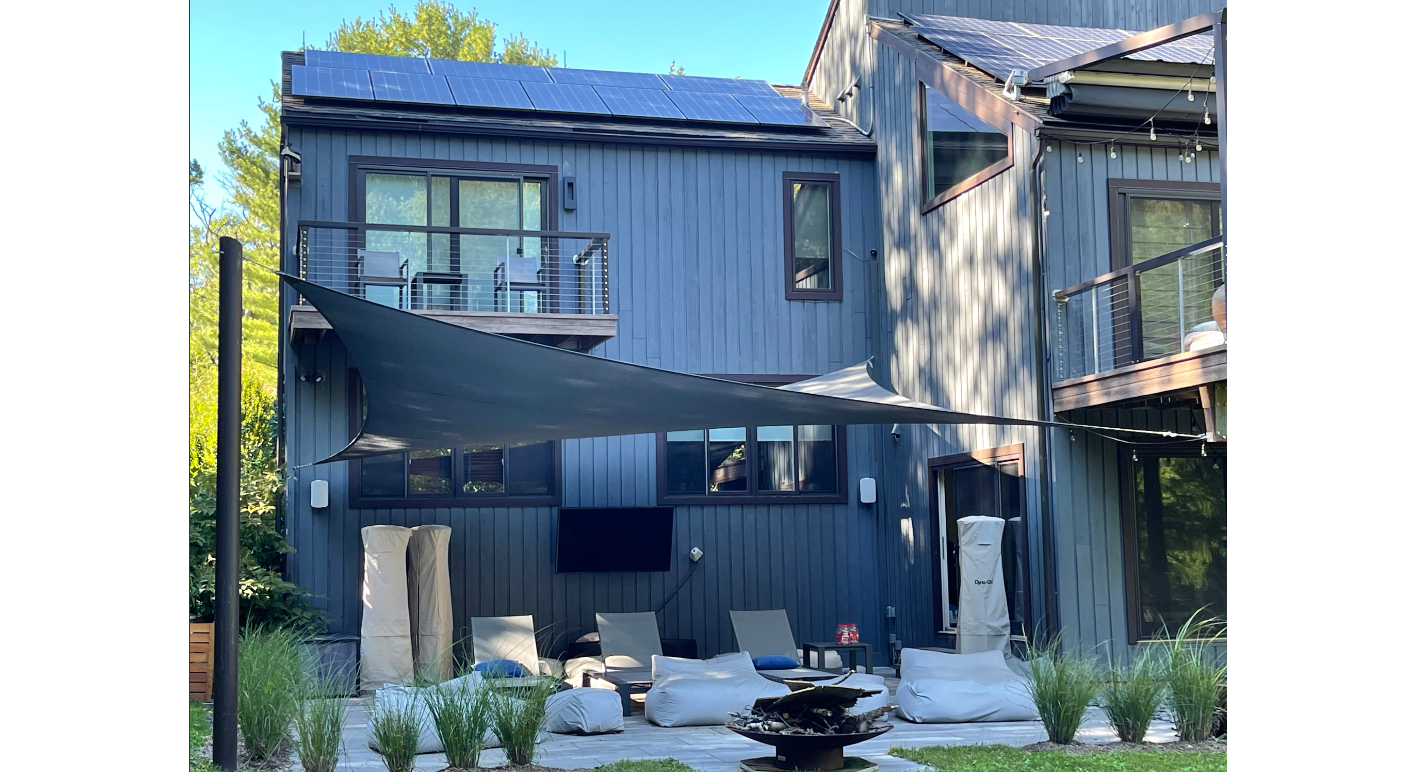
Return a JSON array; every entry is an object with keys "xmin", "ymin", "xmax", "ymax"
[
  {"xmin": 280, "ymin": 146, "xmax": 302, "ymax": 184},
  {"xmin": 1077, "ymin": 152, "xmax": 1084, "ymax": 163},
  {"xmin": 1149, "ymin": 121, "xmax": 1156, "ymax": 141},
  {"xmin": 1109, "ymin": 146, "xmax": 1117, "ymax": 159}
]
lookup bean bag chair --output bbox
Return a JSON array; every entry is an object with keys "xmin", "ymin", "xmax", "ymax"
[
  {"xmin": 644, "ymin": 652, "xmax": 789, "ymax": 727},
  {"xmin": 893, "ymin": 648, "xmax": 1036, "ymax": 723},
  {"xmin": 366, "ymin": 676, "xmax": 503, "ymax": 754},
  {"xmin": 544, "ymin": 687, "xmax": 624, "ymax": 734},
  {"xmin": 833, "ymin": 672, "xmax": 891, "ymax": 715}
]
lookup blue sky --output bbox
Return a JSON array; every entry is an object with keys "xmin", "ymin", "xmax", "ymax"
[{"xmin": 191, "ymin": 0, "xmax": 832, "ymax": 212}]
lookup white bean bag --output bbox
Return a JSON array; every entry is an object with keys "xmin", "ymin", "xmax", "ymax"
[
  {"xmin": 893, "ymin": 648, "xmax": 1037, "ymax": 723},
  {"xmin": 644, "ymin": 652, "xmax": 790, "ymax": 727},
  {"xmin": 1184, "ymin": 321, "xmax": 1226, "ymax": 352},
  {"xmin": 544, "ymin": 687, "xmax": 624, "ymax": 734}
]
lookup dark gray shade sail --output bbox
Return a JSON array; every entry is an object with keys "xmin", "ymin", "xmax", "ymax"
[{"xmin": 284, "ymin": 275, "xmax": 1074, "ymax": 465}]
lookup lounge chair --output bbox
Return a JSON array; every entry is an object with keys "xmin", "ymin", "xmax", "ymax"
[
  {"xmin": 468, "ymin": 615, "xmax": 565, "ymax": 679},
  {"xmin": 728, "ymin": 609, "xmax": 841, "ymax": 681},
  {"xmin": 893, "ymin": 647, "xmax": 1037, "ymax": 723},
  {"xmin": 643, "ymin": 651, "xmax": 789, "ymax": 727},
  {"xmin": 563, "ymin": 611, "xmax": 665, "ymax": 684}
]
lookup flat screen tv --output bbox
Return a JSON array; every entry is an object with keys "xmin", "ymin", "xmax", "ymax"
[{"xmin": 556, "ymin": 507, "xmax": 674, "ymax": 573}]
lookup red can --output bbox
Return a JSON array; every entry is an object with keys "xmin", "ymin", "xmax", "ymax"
[{"xmin": 836, "ymin": 623, "xmax": 858, "ymax": 644}]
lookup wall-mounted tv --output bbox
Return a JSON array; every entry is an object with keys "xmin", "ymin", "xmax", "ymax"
[{"xmin": 556, "ymin": 507, "xmax": 674, "ymax": 573}]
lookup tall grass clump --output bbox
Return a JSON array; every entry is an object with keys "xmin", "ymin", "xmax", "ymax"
[
  {"xmin": 238, "ymin": 626, "xmax": 304, "ymax": 760},
  {"xmin": 423, "ymin": 673, "xmax": 493, "ymax": 770},
  {"xmin": 293, "ymin": 664, "xmax": 350, "ymax": 772},
  {"xmin": 1099, "ymin": 646, "xmax": 1167, "ymax": 743},
  {"xmin": 489, "ymin": 675, "xmax": 560, "ymax": 765},
  {"xmin": 1023, "ymin": 637, "xmax": 1099, "ymax": 745},
  {"xmin": 1163, "ymin": 613, "xmax": 1226, "ymax": 743},
  {"xmin": 368, "ymin": 691, "xmax": 425, "ymax": 772}
]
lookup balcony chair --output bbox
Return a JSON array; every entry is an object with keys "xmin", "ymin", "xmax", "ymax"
[
  {"xmin": 357, "ymin": 249, "xmax": 409, "ymax": 309},
  {"xmin": 494, "ymin": 249, "xmax": 550, "ymax": 313}
]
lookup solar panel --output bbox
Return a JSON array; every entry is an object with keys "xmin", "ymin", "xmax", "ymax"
[
  {"xmin": 991, "ymin": 34, "xmax": 1100, "ymax": 61},
  {"xmin": 290, "ymin": 65, "xmax": 374, "ymax": 100},
  {"xmin": 547, "ymin": 68, "xmax": 666, "ymax": 89},
  {"xmin": 663, "ymin": 91, "xmax": 758, "ymax": 123},
  {"xmin": 446, "ymin": 77, "xmax": 534, "ymax": 110},
  {"xmin": 731, "ymin": 94, "xmax": 828, "ymax": 127},
  {"xmin": 304, "ymin": 50, "xmax": 431, "ymax": 74},
  {"xmin": 429, "ymin": 59, "xmax": 551, "ymax": 82},
  {"xmin": 369, "ymin": 70, "xmax": 455, "ymax": 104},
  {"xmin": 593, "ymin": 86, "xmax": 685, "ymax": 119},
  {"xmin": 520, "ymin": 81, "xmax": 611, "ymax": 115},
  {"xmin": 658, "ymin": 74, "xmax": 780, "ymax": 97}
]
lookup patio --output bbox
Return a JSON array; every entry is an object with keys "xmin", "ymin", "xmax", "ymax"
[{"xmin": 327, "ymin": 675, "xmax": 1182, "ymax": 772}]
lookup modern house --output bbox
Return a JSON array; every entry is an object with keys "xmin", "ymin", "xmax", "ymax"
[{"xmin": 278, "ymin": 0, "xmax": 1226, "ymax": 669}]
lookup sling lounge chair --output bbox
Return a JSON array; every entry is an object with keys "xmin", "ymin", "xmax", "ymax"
[
  {"xmin": 469, "ymin": 615, "xmax": 565, "ymax": 680},
  {"xmin": 728, "ymin": 609, "xmax": 840, "ymax": 681}
]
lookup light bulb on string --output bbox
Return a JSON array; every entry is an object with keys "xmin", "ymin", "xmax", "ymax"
[
  {"xmin": 1077, "ymin": 152, "xmax": 1084, "ymax": 163},
  {"xmin": 1204, "ymin": 109, "xmax": 1211, "ymax": 125},
  {"xmin": 1109, "ymin": 146, "xmax": 1117, "ymax": 159},
  {"xmin": 1149, "ymin": 121, "xmax": 1156, "ymax": 141},
  {"xmin": 1187, "ymin": 88, "xmax": 1194, "ymax": 101},
  {"xmin": 1196, "ymin": 140, "xmax": 1203, "ymax": 151},
  {"xmin": 1046, "ymin": 144, "xmax": 1053, "ymax": 152},
  {"xmin": 1185, "ymin": 153, "xmax": 1193, "ymax": 164}
]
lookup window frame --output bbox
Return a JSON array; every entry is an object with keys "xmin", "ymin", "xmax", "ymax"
[
  {"xmin": 1120, "ymin": 442, "xmax": 1227, "ymax": 645},
  {"xmin": 782, "ymin": 171, "xmax": 843, "ymax": 301},
  {"xmin": 917, "ymin": 81, "xmax": 1015, "ymax": 214},
  {"xmin": 655, "ymin": 424, "xmax": 848, "ymax": 505},
  {"xmin": 346, "ymin": 371, "xmax": 562, "ymax": 508},
  {"xmin": 1107, "ymin": 178, "xmax": 1222, "ymax": 271},
  {"xmin": 349, "ymin": 156, "xmax": 559, "ymax": 229},
  {"xmin": 926, "ymin": 444, "xmax": 1031, "ymax": 642}
]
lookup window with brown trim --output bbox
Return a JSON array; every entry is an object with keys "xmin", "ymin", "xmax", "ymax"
[
  {"xmin": 928, "ymin": 446, "xmax": 1030, "ymax": 640},
  {"xmin": 1121, "ymin": 445, "xmax": 1226, "ymax": 643},
  {"xmin": 347, "ymin": 372, "xmax": 560, "ymax": 507},
  {"xmin": 782, "ymin": 172, "xmax": 842, "ymax": 301},
  {"xmin": 920, "ymin": 82, "xmax": 1012, "ymax": 212},
  {"xmin": 657, "ymin": 424, "xmax": 846, "ymax": 504}
]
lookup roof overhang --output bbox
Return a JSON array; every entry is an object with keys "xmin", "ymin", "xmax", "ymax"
[{"xmin": 1026, "ymin": 10, "xmax": 1223, "ymax": 82}]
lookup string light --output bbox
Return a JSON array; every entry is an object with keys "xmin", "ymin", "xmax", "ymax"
[
  {"xmin": 1046, "ymin": 144, "xmax": 1053, "ymax": 152},
  {"xmin": 1077, "ymin": 152, "xmax": 1084, "ymax": 163},
  {"xmin": 1109, "ymin": 146, "xmax": 1117, "ymax": 159},
  {"xmin": 1187, "ymin": 88, "xmax": 1194, "ymax": 101},
  {"xmin": 1185, "ymin": 153, "xmax": 1193, "ymax": 164},
  {"xmin": 1149, "ymin": 120, "xmax": 1156, "ymax": 141},
  {"xmin": 1196, "ymin": 140, "xmax": 1203, "ymax": 151},
  {"xmin": 1204, "ymin": 108, "xmax": 1211, "ymax": 125}
]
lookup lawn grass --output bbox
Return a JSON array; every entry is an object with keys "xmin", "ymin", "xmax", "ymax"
[
  {"xmin": 190, "ymin": 701, "xmax": 219, "ymax": 771},
  {"xmin": 891, "ymin": 744, "xmax": 1226, "ymax": 772},
  {"xmin": 591, "ymin": 760, "xmax": 703, "ymax": 772}
]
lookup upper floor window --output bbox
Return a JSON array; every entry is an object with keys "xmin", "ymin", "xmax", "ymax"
[
  {"xmin": 920, "ymin": 83, "xmax": 1010, "ymax": 210},
  {"xmin": 354, "ymin": 160, "xmax": 553, "ymax": 313},
  {"xmin": 1109, "ymin": 181, "xmax": 1222, "ymax": 269},
  {"xmin": 349, "ymin": 372, "xmax": 559, "ymax": 507},
  {"xmin": 659, "ymin": 424, "xmax": 845, "ymax": 504},
  {"xmin": 782, "ymin": 172, "xmax": 843, "ymax": 301}
]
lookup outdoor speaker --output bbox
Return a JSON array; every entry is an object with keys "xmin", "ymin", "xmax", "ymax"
[
  {"xmin": 859, "ymin": 477, "xmax": 877, "ymax": 505},
  {"xmin": 310, "ymin": 479, "xmax": 329, "ymax": 509}
]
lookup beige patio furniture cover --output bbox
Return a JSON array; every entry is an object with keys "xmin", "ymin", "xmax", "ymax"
[
  {"xmin": 408, "ymin": 525, "xmax": 454, "ymax": 682},
  {"xmin": 360, "ymin": 525, "xmax": 414, "ymax": 692},
  {"xmin": 956, "ymin": 516, "xmax": 1010, "ymax": 654},
  {"xmin": 596, "ymin": 611, "xmax": 663, "ymax": 670}
]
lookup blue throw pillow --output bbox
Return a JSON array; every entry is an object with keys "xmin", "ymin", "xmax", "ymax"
[
  {"xmin": 753, "ymin": 654, "xmax": 801, "ymax": 670},
  {"xmin": 474, "ymin": 659, "xmax": 527, "ymax": 677}
]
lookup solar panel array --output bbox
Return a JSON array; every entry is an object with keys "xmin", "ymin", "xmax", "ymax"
[
  {"xmin": 902, "ymin": 14, "xmax": 1214, "ymax": 82},
  {"xmin": 290, "ymin": 52, "xmax": 827, "ymax": 127}
]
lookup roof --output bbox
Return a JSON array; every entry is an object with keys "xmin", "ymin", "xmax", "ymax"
[
  {"xmin": 902, "ymin": 13, "xmax": 1214, "ymax": 83},
  {"xmin": 279, "ymin": 51, "xmax": 873, "ymax": 155},
  {"xmin": 872, "ymin": 19, "xmax": 1218, "ymax": 140}
]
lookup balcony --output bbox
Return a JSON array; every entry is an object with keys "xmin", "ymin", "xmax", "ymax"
[
  {"xmin": 1051, "ymin": 236, "xmax": 1226, "ymax": 411},
  {"xmin": 289, "ymin": 221, "xmax": 616, "ymax": 351}
]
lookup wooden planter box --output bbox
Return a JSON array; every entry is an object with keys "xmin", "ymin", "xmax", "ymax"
[{"xmin": 190, "ymin": 622, "xmax": 215, "ymax": 702}]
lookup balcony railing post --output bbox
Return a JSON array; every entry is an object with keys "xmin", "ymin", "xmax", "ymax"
[{"xmin": 1126, "ymin": 269, "xmax": 1142, "ymax": 366}]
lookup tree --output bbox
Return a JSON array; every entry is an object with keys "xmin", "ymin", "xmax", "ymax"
[
  {"xmin": 668, "ymin": 61, "xmax": 686, "ymax": 76},
  {"xmin": 190, "ymin": 0, "xmax": 560, "ymax": 629}
]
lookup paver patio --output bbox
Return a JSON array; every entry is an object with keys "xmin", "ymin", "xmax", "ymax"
[{"xmin": 327, "ymin": 676, "xmax": 1182, "ymax": 772}]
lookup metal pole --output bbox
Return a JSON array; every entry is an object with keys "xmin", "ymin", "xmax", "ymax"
[
  {"xmin": 1215, "ymin": 12, "xmax": 1227, "ymax": 235},
  {"xmin": 213, "ymin": 236, "xmax": 243, "ymax": 771}
]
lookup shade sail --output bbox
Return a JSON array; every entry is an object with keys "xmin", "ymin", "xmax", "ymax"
[{"xmin": 284, "ymin": 275, "xmax": 1069, "ymax": 464}]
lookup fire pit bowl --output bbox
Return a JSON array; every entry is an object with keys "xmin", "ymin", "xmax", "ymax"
[
  {"xmin": 725, "ymin": 678, "xmax": 897, "ymax": 772},
  {"xmin": 728, "ymin": 724, "xmax": 892, "ymax": 771}
]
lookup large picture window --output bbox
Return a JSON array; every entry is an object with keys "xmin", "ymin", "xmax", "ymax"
[
  {"xmin": 353, "ymin": 158, "xmax": 554, "ymax": 313},
  {"xmin": 658, "ymin": 424, "xmax": 845, "ymax": 504},
  {"xmin": 929, "ymin": 446, "xmax": 1030, "ymax": 640},
  {"xmin": 1122, "ymin": 447, "xmax": 1227, "ymax": 642},
  {"xmin": 348, "ymin": 372, "xmax": 559, "ymax": 507},
  {"xmin": 920, "ymin": 82, "xmax": 1010, "ymax": 211},
  {"xmin": 782, "ymin": 172, "xmax": 843, "ymax": 301}
]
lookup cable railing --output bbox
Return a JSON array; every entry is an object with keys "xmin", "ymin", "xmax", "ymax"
[
  {"xmin": 1053, "ymin": 236, "xmax": 1226, "ymax": 381},
  {"xmin": 294, "ymin": 221, "xmax": 611, "ymax": 315}
]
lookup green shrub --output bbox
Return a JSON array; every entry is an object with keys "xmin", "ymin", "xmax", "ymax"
[
  {"xmin": 237, "ymin": 627, "xmax": 304, "ymax": 760},
  {"xmin": 1024, "ymin": 637, "xmax": 1099, "ymax": 745},
  {"xmin": 489, "ymin": 676, "xmax": 560, "ymax": 765},
  {"xmin": 424, "ymin": 675, "xmax": 492, "ymax": 770},
  {"xmin": 1160, "ymin": 613, "xmax": 1226, "ymax": 743},
  {"xmin": 1099, "ymin": 646, "xmax": 1167, "ymax": 743},
  {"xmin": 294, "ymin": 664, "xmax": 350, "ymax": 772},
  {"xmin": 369, "ymin": 692, "xmax": 425, "ymax": 772}
]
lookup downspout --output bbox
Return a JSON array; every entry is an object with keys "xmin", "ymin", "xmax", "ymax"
[
  {"xmin": 1028, "ymin": 132, "xmax": 1060, "ymax": 645},
  {"xmin": 277, "ymin": 123, "xmax": 291, "ymax": 581}
]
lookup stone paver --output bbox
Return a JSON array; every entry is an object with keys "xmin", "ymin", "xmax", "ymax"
[{"xmin": 326, "ymin": 694, "xmax": 1181, "ymax": 772}]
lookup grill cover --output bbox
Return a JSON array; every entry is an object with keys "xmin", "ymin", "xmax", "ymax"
[
  {"xmin": 956, "ymin": 516, "xmax": 1010, "ymax": 654},
  {"xmin": 407, "ymin": 525, "xmax": 454, "ymax": 683},
  {"xmin": 360, "ymin": 525, "xmax": 414, "ymax": 692}
]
